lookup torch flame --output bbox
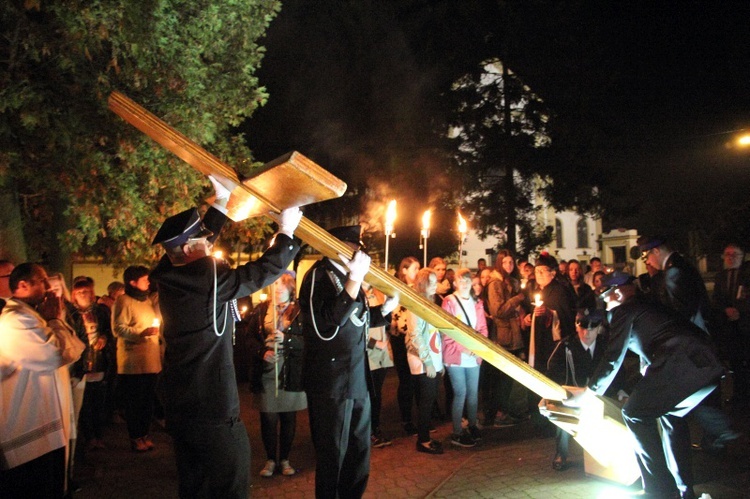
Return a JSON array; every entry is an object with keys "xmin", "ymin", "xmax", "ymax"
[
  {"xmin": 422, "ymin": 210, "xmax": 431, "ymax": 231},
  {"xmin": 457, "ymin": 212, "xmax": 467, "ymax": 234},
  {"xmin": 385, "ymin": 199, "xmax": 397, "ymax": 233}
]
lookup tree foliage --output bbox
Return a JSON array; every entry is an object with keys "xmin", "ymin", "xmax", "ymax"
[
  {"xmin": 448, "ymin": 59, "xmax": 556, "ymax": 257},
  {"xmin": 0, "ymin": 0, "xmax": 281, "ymax": 267}
]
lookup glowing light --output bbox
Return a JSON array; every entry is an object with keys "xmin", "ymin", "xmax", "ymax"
[
  {"xmin": 457, "ymin": 212, "xmax": 467, "ymax": 235},
  {"xmin": 385, "ymin": 199, "xmax": 397, "ymax": 235},
  {"xmin": 213, "ymin": 250, "xmax": 223, "ymax": 260},
  {"xmin": 151, "ymin": 318, "xmax": 161, "ymax": 328},
  {"xmin": 259, "ymin": 293, "xmax": 268, "ymax": 302},
  {"xmin": 422, "ymin": 210, "xmax": 431, "ymax": 231},
  {"xmin": 534, "ymin": 294, "xmax": 543, "ymax": 307},
  {"xmin": 241, "ymin": 305, "xmax": 248, "ymax": 315},
  {"xmin": 521, "ymin": 281, "xmax": 527, "ymax": 289},
  {"xmin": 738, "ymin": 134, "xmax": 750, "ymax": 147}
]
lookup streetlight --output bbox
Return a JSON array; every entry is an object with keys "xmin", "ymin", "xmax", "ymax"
[
  {"xmin": 457, "ymin": 212, "xmax": 467, "ymax": 267},
  {"xmin": 420, "ymin": 210, "xmax": 431, "ymax": 267},
  {"xmin": 384, "ymin": 200, "xmax": 397, "ymax": 271}
]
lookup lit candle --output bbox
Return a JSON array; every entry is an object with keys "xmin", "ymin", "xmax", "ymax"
[
  {"xmin": 384, "ymin": 200, "xmax": 397, "ymax": 270},
  {"xmin": 152, "ymin": 318, "xmax": 161, "ymax": 328},
  {"xmin": 259, "ymin": 293, "xmax": 268, "ymax": 302},
  {"xmin": 213, "ymin": 250, "xmax": 223, "ymax": 260},
  {"xmin": 241, "ymin": 305, "xmax": 248, "ymax": 316},
  {"xmin": 534, "ymin": 294, "xmax": 543, "ymax": 307}
]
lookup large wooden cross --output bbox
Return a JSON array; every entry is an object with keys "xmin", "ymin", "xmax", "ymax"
[{"xmin": 108, "ymin": 91, "xmax": 639, "ymax": 485}]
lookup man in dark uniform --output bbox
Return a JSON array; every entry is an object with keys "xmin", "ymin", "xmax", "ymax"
[
  {"xmin": 640, "ymin": 236, "xmax": 737, "ymax": 454},
  {"xmin": 566, "ymin": 272, "xmax": 724, "ymax": 499},
  {"xmin": 149, "ymin": 177, "xmax": 302, "ymax": 498},
  {"xmin": 299, "ymin": 225, "xmax": 398, "ymax": 498},
  {"xmin": 547, "ymin": 308, "xmax": 633, "ymax": 471},
  {"xmin": 639, "ymin": 236, "xmax": 711, "ymax": 332}
]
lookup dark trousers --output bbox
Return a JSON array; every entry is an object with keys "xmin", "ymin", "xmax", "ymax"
[
  {"xmin": 80, "ymin": 379, "xmax": 107, "ymax": 441},
  {"xmin": 368, "ymin": 367, "xmax": 387, "ymax": 432},
  {"xmin": 389, "ymin": 334, "xmax": 414, "ymax": 424},
  {"xmin": 260, "ymin": 411, "xmax": 297, "ymax": 462},
  {"xmin": 119, "ymin": 373, "xmax": 157, "ymax": 439},
  {"xmin": 169, "ymin": 417, "xmax": 251, "ymax": 499},
  {"xmin": 622, "ymin": 383, "xmax": 717, "ymax": 497},
  {"xmin": 307, "ymin": 395, "xmax": 371, "ymax": 499},
  {"xmin": 0, "ymin": 446, "xmax": 66, "ymax": 499},
  {"xmin": 414, "ymin": 373, "xmax": 439, "ymax": 444}
]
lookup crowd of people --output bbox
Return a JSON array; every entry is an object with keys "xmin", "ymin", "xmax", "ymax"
[{"xmin": 1, "ymin": 190, "xmax": 747, "ymax": 499}]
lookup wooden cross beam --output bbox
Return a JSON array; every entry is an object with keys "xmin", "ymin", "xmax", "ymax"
[{"xmin": 108, "ymin": 91, "xmax": 639, "ymax": 484}]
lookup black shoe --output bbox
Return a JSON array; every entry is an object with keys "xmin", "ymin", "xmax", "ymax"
[
  {"xmin": 451, "ymin": 431, "xmax": 476, "ymax": 448},
  {"xmin": 552, "ymin": 454, "xmax": 569, "ymax": 471},
  {"xmin": 371, "ymin": 432, "xmax": 393, "ymax": 448},
  {"xmin": 403, "ymin": 422, "xmax": 418, "ymax": 436},
  {"xmin": 416, "ymin": 439, "xmax": 444, "ymax": 454},
  {"xmin": 468, "ymin": 425, "xmax": 482, "ymax": 441}
]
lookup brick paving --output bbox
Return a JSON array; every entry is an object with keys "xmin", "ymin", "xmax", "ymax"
[{"xmin": 73, "ymin": 373, "xmax": 750, "ymax": 498}]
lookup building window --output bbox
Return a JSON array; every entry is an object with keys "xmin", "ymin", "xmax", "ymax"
[
  {"xmin": 555, "ymin": 218, "xmax": 563, "ymax": 248},
  {"xmin": 577, "ymin": 218, "xmax": 588, "ymax": 248}
]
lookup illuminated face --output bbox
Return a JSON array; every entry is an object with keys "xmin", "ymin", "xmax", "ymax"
[
  {"xmin": 433, "ymin": 263, "xmax": 446, "ymax": 281},
  {"xmin": 72, "ymin": 287, "xmax": 95, "ymax": 309},
  {"xmin": 534, "ymin": 266, "xmax": 555, "ymax": 288},
  {"xmin": 520, "ymin": 263, "xmax": 533, "ymax": 279},
  {"xmin": 27, "ymin": 268, "xmax": 52, "ymax": 304},
  {"xmin": 644, "ymin": 248, "xmax": 662, "ymax": 270},
  {"xmin": 274, "ymin": 282, "xmax": 291, "ymax": 304},
  {"xmin": 454, "ymin": 276, "xmax": 472, "ymax": 298},
  {"xmin": 472, "ymin": 277, "xmax": 482, "ymax": 296},
  {"xmin": 593, "ymin": 273, "xmax": 605, "ymax": 289},
  {"xmin": 723, "ymin": 246, "xmax": 744, "ymax": 269},
  {"xmin": 47, "ymin": 276, "xmax": 64, "ymax": 298},
  {"xmin": 567, "ymin": 262, "xmax": 581, "ymax": 283},
  {"xmin": 132, "ymin": 275, "xmax": 150, "ymax": 292},
  {"xmin": 576, "ymin": 322, "xmax": 602, "ymax": 345},
  {"xmin": 502, "ymin": 256, "xmax": 514, "ymax": 275},
  {"xmin": 590, "ymin": 260, "xmax": 603, "ymax": 272},
  {"xmin": 402, "ymin": 262, "xmax": 420, "ymax": 285}
]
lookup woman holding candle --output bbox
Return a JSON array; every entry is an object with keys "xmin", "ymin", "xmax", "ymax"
[
  {"xmin": 521, "ymin": 252, "xmax": 575, "ymax": 435},
  {"xmin": 252, "ymin": 272, "xmax": 306, "ymax": 477},
  {"xmin": 112, "ymin": 265, "xmax": 162, "ymax": 452}
]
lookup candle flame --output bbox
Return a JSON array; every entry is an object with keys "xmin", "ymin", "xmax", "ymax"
[
  {"xmin": 534, "ymin": 294, "xmax": 543, "ymax": 307},
  {"xmin": 259, "ymin": 293, "xmax": 268, "ymax": 302},
  {"xmin": 213, "ymin": 250, "xmax": 223, "ymax": 260},
  {"xmin": 422, "ymin": 210, "xmax": 431, "ymax": 230},
  {"xmin": 385, "ymin": 199, "xmax": 397, "ymax": 233},
  {"xmin": 152, "ymin": 318, "xmax": 161, "ymax": 328},
  {"xmin": 241, "ymin": 305, "xmax": 248, "ymax": 314},
  {"xmin": 457, "ymin": 212, "xmax": 467, "ymax": 234}
]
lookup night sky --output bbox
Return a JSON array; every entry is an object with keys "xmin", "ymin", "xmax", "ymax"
[{"xmin": 242, "ymin": 0, "xmax": 750, "ymax": 258}]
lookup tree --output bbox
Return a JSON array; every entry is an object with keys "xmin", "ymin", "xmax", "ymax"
[
  {"xmin": 448, "ymin": 58, "xmax": 556, "ymax": 257},
  {"xmin": 0, "ymin": 0, "xmax": 281, "ymax": 269}
]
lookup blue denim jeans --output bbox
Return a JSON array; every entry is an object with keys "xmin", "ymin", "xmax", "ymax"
[{"xmin": 447, "ymin": 365, "xmax": 480, "ymax": 434}]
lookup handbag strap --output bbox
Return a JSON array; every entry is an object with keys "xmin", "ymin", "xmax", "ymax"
[{"xmin": 452, "ymin": 294, "xmax": 473, "ymax": 329}]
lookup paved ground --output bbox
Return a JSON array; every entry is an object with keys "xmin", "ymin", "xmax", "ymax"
[{"xmin": 73, "ymin": 374, "xmax": 750, "ymax": 498}]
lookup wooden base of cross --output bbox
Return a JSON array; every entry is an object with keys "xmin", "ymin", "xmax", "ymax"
[{"xmin": 108, "ymin": 91, "xmax": 639, "ymax": 486}]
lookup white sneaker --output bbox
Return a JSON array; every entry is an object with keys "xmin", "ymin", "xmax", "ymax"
[
  {"xmin": 280, "ymin": 459, "xmax": 296, "ymax": 476},
  {"xmin": 259, "ymin": 460, "xmax": 275, "ymax": 477}
]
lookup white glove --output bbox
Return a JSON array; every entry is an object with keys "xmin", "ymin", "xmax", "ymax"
[
  {"xmin": 339, "ymin": 250, "xmax": 370, "ymax": 282},
  {"xmin": 208, "ymin": 175, "xmax": 232, "ymax": 214},
  {"xmin": 278, "ymin": 207, "xmax": 302, "ymax": 237},
  {"xmin": 208, "ymin": 175, "xmax": 231, "ymax": 201},
  {"xmin": 381, "ymin": 293, "xmax": 400, "ymax": 316}
]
